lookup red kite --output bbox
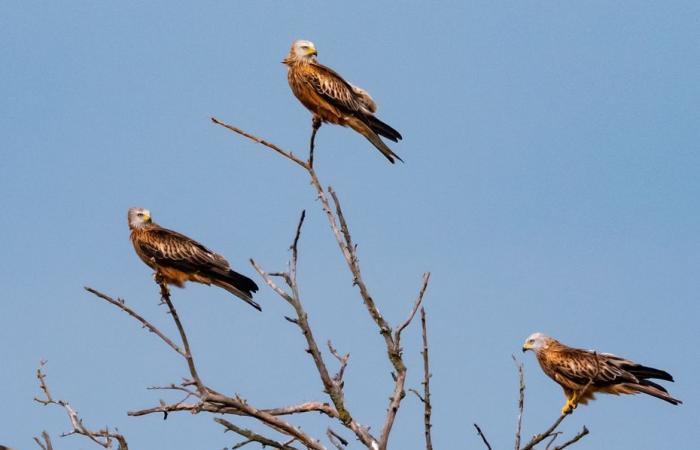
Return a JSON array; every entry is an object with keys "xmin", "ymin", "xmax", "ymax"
[
  {"xmin": 128, "ymin": 208, "xmax": 260, "ymax": 310},
  {"xmin": 523, "ymin": 333, "xmax": 681, "ymax": 414},
  {"xmin": 284, "ymin": 40, "xmax": 403, "ymax": 163}
]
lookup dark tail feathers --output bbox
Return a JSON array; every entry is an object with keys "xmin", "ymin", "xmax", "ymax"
[
  {"xmin": 212, "ymin": 270, "xmax": 261, "ymax": 311},
  {"xmin": 365, "ymin": 115, "xmax": 402, "ymax": 142},
  {"xmin": 634, "ymin": 380, "xmax": 682, "ymax": 405},
  {"xmin": 624, "ymin": 363, "xmax": 674, "ymax": 382}
]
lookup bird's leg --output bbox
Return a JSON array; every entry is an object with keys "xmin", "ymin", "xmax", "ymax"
[
  {"xmin": 308, "ymin": 116, "xmax": 322, "ymax": 167},
  {"xmin": 561, "ymin": 393, "xmax": 579, "ymax": 415}
]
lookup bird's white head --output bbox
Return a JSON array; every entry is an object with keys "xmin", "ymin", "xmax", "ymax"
[
  {"xmin": 522, "ymin": 332, "xmax": 554, "ymax": 353},
  {"xmin": 128, "ymin": 207, "xmax": 152, "ymax": 230},
  {"xmin": 287, "ymin": 39, "xmax": 318, "ymax": 62}
]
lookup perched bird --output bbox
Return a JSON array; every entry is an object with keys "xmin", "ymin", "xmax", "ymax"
[
  {"xmin": 128, "ymin": 208, "xmax": 260, "ymax": 311},
  {"xmin": 522, "ymin": 332, "xmax": 681, "ymax": 414},
  {"xmin": 283, "ymin": 39, "xmax": 403, "ymax": 163}
]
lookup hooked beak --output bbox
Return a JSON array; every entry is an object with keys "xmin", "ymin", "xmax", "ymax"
[
  {"xmin": 522, "ymin": 346, "xmax": 527, "ymax": 353},
  {"xmin": 308, "ymin": 47, "xmax": 317, "ymax": 56}
]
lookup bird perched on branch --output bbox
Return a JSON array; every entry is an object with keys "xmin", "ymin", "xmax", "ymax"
[
  {"xmin": 127, "ymin": 208, "xmax": 260, "ymax": 311},
  {"xmin": 283, "ymin": 39, "xmax": 403, "ymax": 163},
  {"xmin": 522, "ymin": 332, "xmax": 681, "ymax": 414}
]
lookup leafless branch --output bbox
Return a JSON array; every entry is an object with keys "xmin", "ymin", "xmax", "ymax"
[
  {"xmin": 520, "ymin": 414, "xmax": 568, "ymax": 450},
  {"xmin": 327, "ymin": 341, "xmax": 349, "ymax": 384},
  {"xmin": 379, "ymin": 272, "xmax": 431, "ymax": 450},
  {"xmin": 215, "ymin": 418, "xmax": 300, "ymax": 450},
  {"xmin": 411, "ymin": 307, "xmax": 433, "ymax": 450},
  {"xmin": 34, "ymin": 362, "xmax": 129, "ymax": 450},
  {"xmin": 87, "ymin": 282, "xmax": 327, "ymax": 449},
  {"xmin": 513, "ymin": 356, "xmax": 525, "ymax": 450},
  {"xmin": 211, "ymin": 117, "xmax": 308, "ymax": 169},
  {"xmin": 326, "ymin": 428, "xmax": 348, "ymax": 450},
  {"xmin": 516, "ymin": 354, "xmax": 593, "ymax": 450},
  {"xmin": 84, "ymin": 287, "xmax": 185, "ymax": 357},
  {"xmin": 156, "ymin": 280, "xmax": 206, "ymax": 394},
  {"xmin": 474, "ymin": 423, "xmax": 493, "ymax": 450},
  {"xmin": 129, "ymin": 401, "xmax": 338, "ymax": 419},
  {"xmin": 250, "ymin": 210, "xmax": 377, "ymax": 448},
  {"xmin": 553, "ymin": 426, "xmax": 589, "ymax": 450},
  {"xmin": 213, "ymin": 116, "xmax": 433, "ymax": 450},
  {"xmin": 33, "ymin": 431, "xmax": 53, "ymax": 450}
]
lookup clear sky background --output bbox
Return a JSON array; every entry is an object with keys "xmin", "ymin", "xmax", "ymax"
[{"xmin": 1, "ymin": 2, "xmax": 698, "ymax": 449}]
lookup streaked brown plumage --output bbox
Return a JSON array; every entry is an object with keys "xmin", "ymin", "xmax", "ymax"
[
  {"xmin": 522, "ymin": 333, "xmax": 681, "ymax": 414},
  {"xmin": 127, "ymin": 208, "xmax": 260, "ymax": 311},
  {"xmin": 283, "ymin": 39, "xmax": 403, "ymax": 163}
]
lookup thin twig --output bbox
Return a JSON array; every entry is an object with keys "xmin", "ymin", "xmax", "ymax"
[
  {"xmin": 249, "ymin": 211, "xmax": 376, "ymax": 449},
  {"xmin": 34, "ymin": 362, "xmax": 129, "ymax": 450},
  {"xmin": 417, "ymin": 308, "xmax": 433, "ymax": 450},
  {"xmin": 212, "ymin": 117, "xmax": 308, "ymax": 169},
  {"xmin": 554, "ymin": 426, "xmax": 589, "ymax": 450},
  {"xmin": 157, "ymin": 281, "xmax": 206, "ymax": 394},
  {"xmin": 33, "ymin": 431, "xmax": 53, "ymax": 450},
  {"xmin": 520, "ymin": 414, "xmax": 568, "ymax": 450},
  {"xmin": 84, "ymin": 287, "xmax": 185, "ymax": 357},
  {"xmin": 215, "ymin": 418, "xmax": 300, "ymax": 450},
  {"xmin": 474, "ymin": 423, "xmax": 493, "ymax": 450},
  {"xmin": 326, "ymin": 429, "xmax": 348, "ymax": 450},
  {"xmin": 513, "ymin": 356, "xmax": 525, "ymax": 450},
  {"xmin": 379, "ymin": 273, "xmax": 431, "ymax": 450}
]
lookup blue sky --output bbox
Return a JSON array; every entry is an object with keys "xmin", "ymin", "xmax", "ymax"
[{"xmin": 1, "ymin": 2, "xmax": 698, "ymax": 449}]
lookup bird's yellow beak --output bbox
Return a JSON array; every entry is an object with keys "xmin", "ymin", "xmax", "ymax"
[
  {"xmin": 307, "ymin": 46, "xmax": 317, "ymax": 56},
  {"xmin": 522, "ymin": 343, "xmax": 531, "ymax": 352},
  {"xmin": 143, "ymin": 212, "xmax": 151, "ymax": 222}
]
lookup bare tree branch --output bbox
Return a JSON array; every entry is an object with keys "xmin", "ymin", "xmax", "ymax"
[
  {"xmin": 129, "ymin": 401, "xmax": 338, "ymax": 419},
  {"xmin": 553, "ymin": 426, "xmax": 589, "ymax": 450},
  {"xmin": 326, "ymin": 429, "xmax": 348, "ymax": 450},
  {"xmin": 520, "ymin": 414, "xmax": 568, "ymax": 450},
  {"xmin": 474, "ymin": 423, "xmax": 493, "ymax": 450},
  {"xmin": 410, "ymin": 307, "xmax": 433, "ymax": 450},
  {"xmin": 215, "ymin": 418, "xmax": 300, "ymax": 450},
  {"xmin": 211, "ymin": 117, "xmax": 308, "ymax": 169},
  {"xmin": 213, "ymin": 116, "xmax": 434, "ymax": 450},
  {"xmin": 34, "ymin": 362, "xmax": 128, "ymax": 450},
  {"xmin": 33, "ymin": 431, "xmax": 53, "ymax": 450},
  {"xmin": 513, "ymin": 356, "xmax": 525, "ymax": 450},
  {"xmin": 379, "ymin": 273, "xmax": 431, "ymax": 450},
  {"xmin": 156, "ymin": 280, "xmax": 206, "ymax": 394},
  {"xmin": 516, "ymin": 354, "xmax": 594, "ymax": 450},
  {"xmin": 250, "ymin": 210, "xmax": 377, "ymax": 448},
  {"xmin": 84, "ymin": 287, "xmax": 185, "ymax": 357}
]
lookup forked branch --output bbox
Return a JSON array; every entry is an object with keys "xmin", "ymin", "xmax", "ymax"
[{"xmin": 34, "ymin": 362, "xmax": 128, "ymax": 450}]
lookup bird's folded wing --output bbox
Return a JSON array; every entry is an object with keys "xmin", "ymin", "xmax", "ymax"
[
  {"xmin": 547, "ymin": 348, "xmax": 638, "ymax": 387},
  {"xmin": 136, "ymin": 228, "xmax": 229, "ymax": 273}
]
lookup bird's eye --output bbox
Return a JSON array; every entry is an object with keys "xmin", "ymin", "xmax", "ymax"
[
  {"xmin": 301, "ymin": 45, "xmax": 308, "ymax": 49},
  {"xmin": 137, "ymin": 213, "xmax": 143, "ymax": 217}
]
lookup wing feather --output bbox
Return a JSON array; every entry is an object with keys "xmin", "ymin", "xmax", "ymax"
[
  {"xmin": 304, "ymin": 63, "xmax": 367, "ymax": 115},
  {"xmin": 547, "ymin": 347, "xmax": 638, "ymax": 387},
  {"xmin": 137, "ymin": 227, "xmax": 230, "ymax": 274}
]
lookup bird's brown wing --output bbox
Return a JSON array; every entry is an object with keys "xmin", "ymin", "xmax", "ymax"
[
  {"xmin": 304, "ymin": 62, "xmax": 367, "ymax": 115},
  {"xmin": 546, "ymin": 347, "xmax": 639, "ymax": 389},
  {"xmin": 135, "ymin": 226, "xmax": 230, "ymax": 276}
]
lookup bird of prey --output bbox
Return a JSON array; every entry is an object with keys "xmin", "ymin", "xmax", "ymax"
[
  {"xmin": 128, "ymin": 208, "xmax": 260, "ymax": 311},
  {"xmin": 522, "ymin": 332, "xmax": 681, "ymax": 414},
  {"xmin": 283, "ymin": 39, "xmax": 403, "ymax": 163}
]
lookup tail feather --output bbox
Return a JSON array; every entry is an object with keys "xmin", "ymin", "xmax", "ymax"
[
  {"xmin": 632, "ymin": 382, "xmax": 682, "ymax": 405},
  {"xmin": 624, "ymin": 363, "xmax": 674, "ymax": 382},
  {"xmin": 212, "ymin": 270, "xmax": 261, "ymax": 311},
  {"xmin": 365, "ymin": 115, "xmax": 402, "ymax": 142},
  {"xmin": 347, "ymin": 117, "xmax": 403, "ymax": 163}
]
